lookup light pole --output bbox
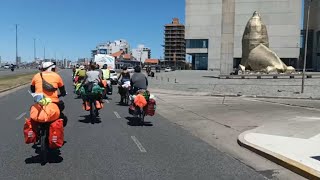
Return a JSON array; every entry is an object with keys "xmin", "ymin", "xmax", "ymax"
[
  {"xmin": 301, "ymin": 0, "xmax": 312, "ymax": 93},
  {"xmin": 33, "ymin": 38, "xmax": 36, "ymax": 62},
  {"xmin": 139, "ymin": 49, "xmax": 143, "ymax": 67},
  {"xmin": 15, "ymin": 24, "xmax": 18, "ymax": 66},
  {"xmin": 43, "ymin": 46, "xmax": 46, "ymax": 61}
]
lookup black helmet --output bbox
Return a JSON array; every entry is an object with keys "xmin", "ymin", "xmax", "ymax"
[
  {"xmin": 122, "ymin": 65, "xmax": 127, "ymax": 70},
  {"xmin": 134, "ymin": 65, "xmax": 141, "ymax": 73},
  {"xmin": 103, "ymin": 64, "xmax": 108, "ymax": 69}
]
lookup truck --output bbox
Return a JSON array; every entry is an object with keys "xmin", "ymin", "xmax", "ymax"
[{"xmin": 94, "ymin": 54, "xmax": 115, "ymax": 70}]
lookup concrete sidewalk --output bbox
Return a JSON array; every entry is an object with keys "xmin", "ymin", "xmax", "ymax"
[
  {"xmin": 238, "ymin": 117, "xmax": 320, "ymax": 179},
  {"xmin": 149, "ymin": 88, "xmax": 320, "ymax": 100}
]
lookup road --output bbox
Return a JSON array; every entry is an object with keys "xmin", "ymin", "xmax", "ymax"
[
  {"xmin": 0, "ymin": 70, "xmax": 266, "ymax": 180},
  {"xmin": 0, "ymin": 68, "xmax": 37, "ymax": 76}
]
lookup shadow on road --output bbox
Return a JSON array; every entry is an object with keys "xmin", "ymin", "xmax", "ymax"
[
  {"xmin": 25, "ymin": 146, "xmax": 63, "ymax": 165},
  {"xmin": 125, "ymin": 117, "xmax": 153, "ymax": 127},
  {"xmin": 116, "ymin": 102, "xmax": 129, "ymax": 107},
  {"xmin": 78, "ymin": 115, "xmax": 101, "ymax": 124}
]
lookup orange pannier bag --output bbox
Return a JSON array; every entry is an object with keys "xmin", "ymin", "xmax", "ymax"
[
  {"xmin": 134, "ymin": 94, "xmax": 147, "ymax": 108},
  {"xmin": 101, "ymin": 80, "xmax": 107, "ymax": 88},
  {"xmin": 23, "ymin": 118, "xmax": 37, "ymax": 144},
  {"xmin": 49, "ymin": 119, "xmax": 64, "ymax": 149},
  {"xmin": 30, "ymin": 103, "xmax": 60, "ymax": 123}
]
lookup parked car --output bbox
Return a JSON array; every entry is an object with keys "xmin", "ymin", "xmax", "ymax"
[
  {"xmin": 110, "ymin": 70, "xmax": 118, "ymax": 85},
  {"xmin": 4, "ymin": 65, "xmax": 10, "ymax": 69},
  {"xmin": 164, "ymin": 67, "xmax": 173, "ymax": 72},
  {"xmin": 155, "ymin": 65, "xmax": 161, "ymax": 72},
  {"xmin": 127, "ymin": 67, "xmax": 134, "ymax": 73}
]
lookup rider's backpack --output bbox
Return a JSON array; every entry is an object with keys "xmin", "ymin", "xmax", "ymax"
[
  {"xmin": 23, "ymin": 118, "xmax": 37, "ymax": 144},
  {"xmin": 49, "ymin": 119, "xmax": 64, "ymax": 149},
  {"xmin": 134, "ymin": 94, "xmax": 147, "ymax": 108}
]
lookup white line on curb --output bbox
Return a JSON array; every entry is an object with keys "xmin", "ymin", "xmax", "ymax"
[
  {"xmin": 114, "ymin": 111, "xmax": 121, "ymax": 119},
  {"xmin": 131, "ymin": 136, "xmax": 147, "ymax": 153},
  {"xmin": 16, "ymin": 112, "xmax": 26, "ymax": 120}
]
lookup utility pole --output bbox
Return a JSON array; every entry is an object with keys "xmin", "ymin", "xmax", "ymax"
[
  {"xmin": 43, "ymin": 46, "xmax": 46, "ymax": 61},
  {"xmin": 15, "ymin": 24, "xmax": 18, "ymax": 66},
  {"xmin": 33, "ymin": 38, "xmax": 36, "ymax": 62},
  {"xmin": 301, "ymin": 0, "xmax": 312, "ymax": 93}
]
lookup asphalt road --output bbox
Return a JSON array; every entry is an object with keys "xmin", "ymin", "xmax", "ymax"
[
  {"xmin": 0, "ymin": 70, "xmax": 266, "ymax": 180},
  {"xmin": 0, "ymin": 68, "xmax": 38, "ymax": 76}
]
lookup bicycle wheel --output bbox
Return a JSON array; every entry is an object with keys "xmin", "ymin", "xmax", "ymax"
[
  {"xmin": 125, "ymin": 92, "xmax": 129, "ymax": 105},
  {"xmin": 90, "ymin": 100, "xmax": 96, "ymax": 123},
  {"xmin": 40, "ymin": 129, "xmax": 47, "ymax": 165},
  {"xmin": 140, "ymin": 109, "xmax": 145, "ymax": 125}
]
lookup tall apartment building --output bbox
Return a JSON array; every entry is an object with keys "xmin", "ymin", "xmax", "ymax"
[
  {"xmin": 186, "ymin": 0, "xmax": 302, "ymax": 73},
  {"xmin": 164, "ymin": 18, "xmax": 186, "ymax": 67},
  {"xmin": 132, "ymin": 44, "xmax": 151, "ymax": 63}
]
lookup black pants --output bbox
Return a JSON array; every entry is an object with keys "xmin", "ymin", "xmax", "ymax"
[{"xmin": 54, "ymin": 101, "xmax": 68, "ymax": 127}]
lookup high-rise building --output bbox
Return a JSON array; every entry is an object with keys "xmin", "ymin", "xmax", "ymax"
[
  {"xmin": 132, "ymin": 44, "xmax": 151, "ymax": 63},
  {"xmin": 164, "ymin": 18, "xmax": 186, "ymax": 67},
  {"xmin": 186, "ymin": 0, "xmax": 302, "ymax": 73}
]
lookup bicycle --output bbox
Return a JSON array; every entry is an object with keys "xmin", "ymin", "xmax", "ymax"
[{"xmin": 37, "ymin": 122, "xmax": 51, "ymax": 165}]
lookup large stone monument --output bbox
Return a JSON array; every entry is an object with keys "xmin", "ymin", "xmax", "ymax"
[{"xmin": 240, "ymin": 11, "xmax": 295, "ymax": 73}]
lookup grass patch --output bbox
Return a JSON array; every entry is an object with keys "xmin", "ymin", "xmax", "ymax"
[{"xmin": 0, "ymin": 72, "xmax": 37, "ymax": 91}]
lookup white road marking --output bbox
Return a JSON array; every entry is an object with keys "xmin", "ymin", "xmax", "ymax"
[
  {"xmin": 131, "ymin": 136, "xmax": 147, "ymax": 153},
  {"xmin": 106, "ymin": 100, "xmax": 110, "ymax": 104},
  {"xmin": 16, "ymin": 112, "xmax": 26, "ymax": 120},
  {"xmin": 114, "ymin": 111, "xmax": 121, "ymax": 119}
]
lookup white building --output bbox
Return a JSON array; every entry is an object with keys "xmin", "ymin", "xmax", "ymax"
[
  {"xmin": 185, "ymin": 0, "xmax": 302, "ymax": 74},
  {"xmin": 132, "ymin": 44, "xmax": 151, "ymax": 63},
  {"xmin": 92, "ymin": 39, "xmax": 130, "ymax": 56}
]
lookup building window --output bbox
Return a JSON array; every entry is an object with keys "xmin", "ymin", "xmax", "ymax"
[
  {"xmin": 317, "ymin": 31, "xmax": 320, "ymax": 55},
  {"xmin": 186, "ymin": 39, "xmax": 208, "ymax": 49}
]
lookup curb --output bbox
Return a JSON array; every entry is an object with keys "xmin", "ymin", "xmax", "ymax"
[
  {"xmin": 0, "ymin": 82, "xmax": 30, "ymax": 94},
  {"xmin": 238, "ymin": 132, "xmax": 320, "ymax": 180},
  {"xmin": 0, "ymin": 83, "xmax": 30, "ymax": 98},
  {"xmin": 150, "ymin": 88, "xmax": 320, "ymax": 100}
]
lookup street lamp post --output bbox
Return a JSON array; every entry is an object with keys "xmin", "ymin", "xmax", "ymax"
[
  {"xmin": 139, "ymin": 49, "xmax": 143, "ymax": 67},
  {"xmin": 15, "ymin": 24, "xmax": 18, "ymax": 66},
  {"xmin": 33, "ymin": 38, "xmax": 36, "ymax": 62},
  {"xmin": 43, "ymin": 46, "xmax": 46, "ymax": 61},
  {"xmin": 301, "ymin": 0, "xmax": 312, "ymax": 93}
]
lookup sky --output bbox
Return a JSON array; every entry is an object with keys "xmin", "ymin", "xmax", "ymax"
[{"xmin": 0, "ymin": 0, "xmax": 185, "ymax": 62}]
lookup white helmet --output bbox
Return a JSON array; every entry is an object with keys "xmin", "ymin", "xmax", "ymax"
[
  {"xmin": 79, "ymin": 65, "xmax": 85, "ymax": 70},
  {"xmin": 41, "ymin": 62, "xmax": 56, "ymax": 72}
]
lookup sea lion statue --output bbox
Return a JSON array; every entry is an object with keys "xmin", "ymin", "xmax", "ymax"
[{"xmin": 240, "ymin": 11, "xmax": 295, "ymax": 73}]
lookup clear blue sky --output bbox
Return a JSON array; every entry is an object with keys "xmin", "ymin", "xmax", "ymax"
[{"xmin": 0, "ymin": 0, "xmax": 185, "ymax": 62}]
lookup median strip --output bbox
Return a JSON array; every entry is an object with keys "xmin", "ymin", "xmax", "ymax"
[{"xmin": 0, "ymin": 72, "xmax": 36, "ymax": 93}]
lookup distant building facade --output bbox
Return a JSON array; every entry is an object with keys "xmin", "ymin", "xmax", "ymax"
[
  {"xmin": 164, "ymin": 18, "xmax": 186, "ymax": 67},
  {"xmin": 91, "ymin": 39, "xmax": 130, "ymax": 57},
  {"xmin": 186, "ymin": 0, "xmax": 302, "ymax": 73},
  {"xmin": 303, "ymin": 0, "xmax": 320, "ymax": 71},
  {"xmin": 132, "ymin": 44, "xmax": 151, "ymax": 63}
]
